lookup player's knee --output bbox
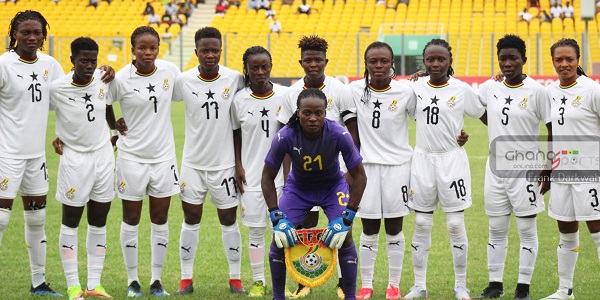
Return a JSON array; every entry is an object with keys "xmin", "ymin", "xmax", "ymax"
[
  {"xmin": 218, "ymin": 209, "xmax": 237, "ymax": 226},
  {"xmin": 516, "ymin": 217, "xmax": 538, "ymax": 242},
  {"xmin": 489, "ymin": 215, "xmax": 510, "ymax": 237},
  {"xmin": 361, "ymin": 218, "xmax": 381, "ymax": 235},
  {"xmin": 62, "ymin": 215, "xmax": 80, "ymax": 228},
  {"xmin": 248, "ymin": 226, "xmax": 265, "ymax": 241},
  {"xmin": 302, "ymin": 211, "xmax": 319, "ymax": 228},
  {"xmin": 446, "ymin": 212, "xmax": 465, "ymax": 236},
  {"xmin": 24, "ymin": 209, "xmax": 46, "ymax": 228},
  {"xmin": 414, "ymin": 212, "xmax": 434, "ymax": 233}
]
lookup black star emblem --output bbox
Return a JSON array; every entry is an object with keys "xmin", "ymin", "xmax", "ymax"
[
  {"xmin": 504, "ymin": 96, "xmax": 513, "ymax": 105},
  {"xmin": 146, "ymin": 83, "xmax": 156, "ymax": 93},
  {"xmin": 206, "ymin": 89, "xmax": 215, "ymax": 100},
  {"xmin": 260, "ymin": 107, "xmax": 269, "ymax": 117},
  {"xmin": 30, "ymin": 72, "xmax": 38, "ymax": 81},
  {"xmin": 373, "ymin": 99, "xmax": 382, "ymax": 109},
  {"xmin": 82, "ymin": 93, "xmax": 92, "ymax": 103},
  {"xmin": 560, "ymin": 96, "xmax": 568, "ymax": 105},
  {"xmin": 430, "ymin": 96, "xmax": 439, "ymax": 105}
]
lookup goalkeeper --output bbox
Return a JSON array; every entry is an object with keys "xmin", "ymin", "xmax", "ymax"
[{"xmin": 261, "ymin": 88, "xmax": 367, "ymax": 300}]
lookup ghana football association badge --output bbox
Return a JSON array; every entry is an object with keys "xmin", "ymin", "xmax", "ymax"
[
  {"xmin": 66, "ymin": 188, "xmax": 76, "ymax": 200},
  {"xmin": 118, "ymin": 181, "xmax": 126, "ymax": 193},
  {"xmin": 447, "ymin": 96, "xmax": 456, "ymax": 108},
  {"xmin": 572, "ymin": 96, "xmax": 582, "ymax": 108},
  {"xmin": 388, "ymin": 100, "xmax": 398, "ymax": 112},
  {"xmin": 43, "ymin": 70, "xmax": 49, "ymax": 81},
  {"xmin": 326, "ymin": 98, "xmax": 333, "ymax": 111},
  {"xmin": 163, "ymin": 78, "xmax": 170, "ymax": 90},
  {"xmin": 285, "ymin": 228, "xmax": 337, "ymax": 288},
  {"xmin": 519, "ymin": 98, "xmax": 528, "ymax": 109},
  {"xmin": 222, "ymin": 88, "xmax": 230, "ymax": 100},
  {"xmin": 180, "ymin": 182, "xmax": 186, "ymax": 194},
  {"xmin": 98, "ymin": 88, "xmax": 105, "ymax": 100},
  {"xmin": 0, "ymin": 178, "xmax": 9, "ymax": 191}
]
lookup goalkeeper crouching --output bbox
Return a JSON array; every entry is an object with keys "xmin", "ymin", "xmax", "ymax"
[{"xmin": 261, "ymin": 88, "xmax": 367, "ymax": 300}]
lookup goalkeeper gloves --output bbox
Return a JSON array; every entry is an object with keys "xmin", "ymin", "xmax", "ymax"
[
  {"xmin": 322, "ymin": 206, "xmax": 357, "ymax": 249},
  {"xmin": 269, "ymin": 209, "xmax": 298, "ymax": 248}
]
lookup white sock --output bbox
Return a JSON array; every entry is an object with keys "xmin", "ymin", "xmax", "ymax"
[
  {"xmin": 59, "ymin": 224, "xmax": 79, "ymax": 288},
  {"xmin": 447, "ymin": 211, "xmax": 468, "ymax": 288},
  {"xmin": 591, "ymin": 231, "xmax": 600, "ymax": 263},
  {"xmin": 222, "ymin": 222, "xmax": 242, "ymax": 279},
  {"xmin": 151, "ymin": 222, "xmax": 169, "ymax": 283},
  {"xmin": 0, "ymin": 208, "xmax": 10, "ymax": 245},
  {"xmin": 179, "ymin": 222, "xmax": 199, "ymax": 280},
  {"xmin": 248, "ymin": 226, "xmax": 266, "ymax": 283},
  {"xmin": 387, "ymin": 232, "xmax": 405, "ymax": 287},
  {"xmin": 87, "ymin": 225, "xmax": 107, "ymax": 290},
  {"xmin": 516, "ymin": 217, "xmax": 538, "ymax": 285},
  {"xmin": 412, "ymin": 213, "xmax": 433, "ymax": 289},
  {"xmin": 557, "ymin": 231, "xmax": 579, "ymax": 291},
  {"xmin": 359, "ymin": 233, "xmax": 378, "ymax": 288},
  {"xmin": 120, "ymin": 222, "xmax": 139, "ymax": 285},
  {"xmin": 488, "ymin": 215, "xmax": 510, "ymax": 283},
  {"xmin": 24, "ymin": 209, "xmax": 47, "ymax": 287}
]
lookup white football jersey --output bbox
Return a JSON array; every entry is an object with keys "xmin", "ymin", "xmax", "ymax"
[
  {"xmin": 231, "ymin": 84, "xmax": 287, "ymax": 190},
  {"xmin": 172, "ymin": 65, "xmax": 244, "ymax": 170},
  {"xmin": 0, "ymin": 51, "xmax": 64, "ymax": 158},
  {"xmin": 548, "ymin": 76, "xmax": 600, "ymax": 173},
  {"xmin": 411, "ymin": 77, "xmax": 485, "ymax": 152},
  {"xmin": 51, "ymin": 70, "xmax": 111, "ymax": 152},
  {"xmin": 479, "ymin": 76, "xmax": 551, "ymax": 152},
  {"xmin": 348, "ymin": 79, "xmax": 416, "ymax": 165},
  {"xmin": 107, "ymin": 59, "xmax": 180, "ymax": 163},
  {"xmin": 277, "ymin": 75, "xmax": 353, "ymax": 125}
]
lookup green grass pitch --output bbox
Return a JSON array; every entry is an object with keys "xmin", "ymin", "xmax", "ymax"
[{"xmin": 0, "ymin": 102, "xmax": 598, "ymax": 299}]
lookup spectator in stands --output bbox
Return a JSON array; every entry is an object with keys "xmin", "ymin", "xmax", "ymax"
[
  {"xmin": 297, "ymin": 0, "xmax": 316, "ymax": 15},
  {"xmin": 550, "ymin": 0, "xmax": 561, "ymax": 6},
  {"xmin": 247, "ymin": 0, "xmax": 258, "ymax": 11},
  {"xmin": 161, "ymin": 13, "xmax": 173, "ymax": 25},
  {"xmin": 539, "ymin": 9, "xmax": 552, "ymax": 22},
  {"xmin": 269, "ymin": 17, "xmax": 282, "ymax": 34},
  {"xmin": 143, "ymin": 2, "xmax": 155, "ymax": 15},
  {"xmin": 171, "ymin": 13, "xmax": 184, "ymax": 27},
  {"xmin": 178, "ymin": 2, "xmax": 192, "ymax": 23},
  {"xmin": 148, "ymin": 11, "xmax": 160, "ymax": 25},
  {"xmin": 265, "ymin": 2, "xmax": 276, "ymax": 19},
  {"xmin": 518, "ymin": 8, "xmax": 533, "ymax": 23},
  {"xmin": 165, "ymin": 1, "xmax": 178, "ymax": 15},
  {"xmin": 216, "ymin": 0, "xmax": 229, "ymax": 15},
  {"xmin": 257, "ymin": 0, "xmax": 269, "ymax": 10},
  {"xmin": 282, "ymin": 0, "xmax": 293, "ymax": 5},
  {"xmin": 562, "ymin": 1, "xmax": 574, "ymax": 19},
  {"xmin": 88, "ymin": 0, "xmax": 98, "ymax": 9},
  {"xmin": 229, "ymin": 0, "xmax": 240, "ymax": 7},
  {"xmin": 550, "ymin": 3, "xmax": 562, "ymax": 18},
  {"xmin": 596, "ymin": 0, "xmax": 600, "ymax": 14},
  {"xmin": 528, "ymin": 0, "xmax": 540, "ymax": 13}
]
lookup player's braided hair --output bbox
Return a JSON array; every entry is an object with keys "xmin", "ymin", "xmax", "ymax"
[
  {"xmin": 130, "ymin": 26, "xmax": 160, "ymax": 47},
  {"xmin": 7, "ymin": 10, "xmax": 49, "ymax": 51},
  {"xmin": 298, "ymin": 35, "xmax": 328, "ymax": 54},
  {"xmin": 551, "ymin": 38, "xmax": 586, "ymax": 76},
  {"xmin": 71, "ymin": 37, "xmax": 98, "ymax": 58},
  {"xmin": 422, "ymin": 38, "xmax": 454, "ymax": 77},
  {"xmin": 287, "ymin": 88, "xmax": 328, "ymax": 129},
  {"xmin": 242, "ymin": 46, "xmax": 272, "ymax": 87},
  {"xmin": 496, "ymin": 34, "xmax": 526, "ymax": 60},
  {"xmin": 195, "ymin": 26, "xmax": 222, "ymax": 44},
  {"xmin": 361, "ymin": 41, "xmax": 395, "ymax": 105}
]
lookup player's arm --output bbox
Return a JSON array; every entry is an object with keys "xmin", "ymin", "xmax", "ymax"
[
  {"xmin": 98, "ymin": 65, "xmax": 115, "ymax": 83},
  {"xmin": 538, "ymin": 122, "xmax": 552, "ymax": 195},
  {"xmin": 106, "ymin": 104, "xmax": 119, "ymax": 148},
  {"xmin": 233, "ymin": 129, "xmax": 246, "ymax": 194},
  {"xmin": 479, "ymin": 110, "xmax": 488, "ymax": 125},
  {"xmin": 344, "ymin": 117, "xmax": 360, "ymax": 149},
  {"xmin": 346, "ymin": 162, "xmax": 366, "ymax": 209},
  {"xmin": 278, "ymin": 121, "xmax": 292, "ymax": 182},
  {"xmin": 262, "ymin": 164, "xmax": 280, "ymax": 210}
]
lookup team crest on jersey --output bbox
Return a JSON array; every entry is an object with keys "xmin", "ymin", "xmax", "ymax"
[
  {"xmin": 180, "ymin": 182, "xmax": 186, "ymax": 193},
  {"xmin": 222, "ymin": 88, "xmax": 231, "ymax": 100},
  {"xmin": 518, "ymin": 97, "xmax": 528, "ymax": 109},
  {"xmin": 66, "ymin": 188, "xmax": 76, "ymax": 200},
  {"xmin": 388, "ymin": 100, "xmax": 398, "ymax": 112},
  {"xmin": 118, "ymin": 181, "xmax": 126, "ymax": 193},
  {"xmin": 409, "ymin": 189, "xmax": 414, "ymax": 200},
  {"xmin": 43, "ymin": 70, "xmax": 49, "ymax": 81},
  {"xmin": 326, "ymin": 98, "xmax": 333, "ymax": 111},
  {"xmin": 0, "ymin": 178, "xmax": 9, "ymax": 191},
  {"xmin": 276, "ymin": 106, "xmax": 282, "ymax": 117},
  {"xmin": 447, "ymin": 96, "xmax": 456, "ymax": 108},
  {"xmin": 163, "ymin": 78, "xmax": 170, "ymax": 90},
  {"xmin": 98, "ymin": 88, "xmax": 105, "ymax": 100},
  {"xmin": 572, "ymin": 96, "xmax": 582, "ymax": 108}
]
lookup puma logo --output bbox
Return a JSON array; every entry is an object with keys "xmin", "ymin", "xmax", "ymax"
[
  {"xmin": 411, "ymin": 244, "xmax": 419, "ymax": 251},
  {"xmin": 522, "ymin": 246, "xmax": 533, "ymax": 253},
  {"xmin": 488, "ymin": 243, "xmax": 496, "ymax": 249},
  {"xmin": 342, "ymin": 131, "xmax": 349, "ymax": 135},
  {"xmin": 126, "ymin": 243, "xmax": 137, "ymax": 249},
  {"xmin": 388, "ymin": 241, "xmax": 401, "ymax": 246},
  {"xmin": 96, "ymin": 244, "xmax": 107, "ymax": 249},
  {"xmin": 68, "ymin": 97, "xmax": 76, "ymax": 102},
  {"xmin": 361, "ymin": 245, "xmax": 373, "ymax": 251},
  {"xmin": 192, "ymin": 91, "xmax": 199, "ymax": 97},
  {"xmin": 417, "ymin": 95, "xmax": 422, "ymax": 101},
  {"xmin": 293, "ymin": 147, "xmax": 302, "ymax": 155},
  {"xmin": 229, "ymin": 247, "xmax": 240, "ymax": 252},
  {"xmin": 277, "ymin": 132, "xmax": 282, "ymax": 142},
  {"xmin": 133, "ymin": 88, "xmax": 140, "ymax": 93},
  {"xmin": 272, "ymin": 258, "xmax": 284, "ymax": 263},
  {"xmin": 41, "ymin": 240, "xmax": 47, "ymax": 244},
  {"xmin": 62, "ymin": 245, "xmax": 74, "ymax": 250},
  {"xmin": 493, "ymin": 95, "xmax": 498, "ymax": 100},
  {"xmin": 250, "ymin": 243, "xmax": 260, "ymax": 248},
  {"xmin": 181, "ymin": 246, "xmax": 191, "ymax": 253},
  {"xmin": 594, "ymin": 208, "xmax": 600, "ymax": 212},
  {"xmin": 453, "ymin": 244, "xmax": 465, "ymax": 250},
  {"xmin": 346, "ymin": 258, "xmax": 358, "ymax": 264},
  {"xmin": 17, "ymin": 74, "xmax": 23, "ymax": 79},
  {"xmin": 157, "ymin": 242, "xmax": 168, "ymax": 248},
  {"xmin": 248, "ymin": 111, "xmax": 254, "ymax": 116}
]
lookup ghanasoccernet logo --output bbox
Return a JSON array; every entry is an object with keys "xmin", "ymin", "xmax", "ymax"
[{"xmin": 490, "ymin": 135, "xmax": 600, "ymax": 182}]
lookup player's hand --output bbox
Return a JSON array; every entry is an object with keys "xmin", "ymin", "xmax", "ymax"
[
  {"xmin": 110, "ymin": 135, "xmax": 119, "ymax": 150},
  {"xmin": 538, "ymin": 169, "xmax": 551, "ymax": 195},
  {"xmin": 409, "ymin": 70, "xmax": 428, "ymax": 81},
  {"xmin": 235, "ymin": 164, "xmax": 247, "ymax": 194},
  {"xmin": 322, "ymin": 207, "xmax": 356, "ymax": 249},
  {"xmin": 270, "ymin": 209, "xmax": 298, "ymax": 248},
  {"xmin": 98, "ymin": 65, "xmax": 115, "ymax": 83},
  {"xmin": 492, "ymin": 71, "xmax": 504, "ymax": 82},
  {"xmin": 115, "ymin": 118, "xmax": 128, "ymax": 136},
  {"xmin": 52, "ymin": 137, "xmax": 63, "ymax": 155},
  {"xmin": 457, "ymin": 129, "xmax": 469, "ymax": 146}
]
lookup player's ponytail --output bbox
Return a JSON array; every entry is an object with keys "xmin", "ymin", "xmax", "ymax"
[
  {"xmin": 577, "ymin": 65, "xmax": 587, "ymax": 76},
  {"xmin": 287, "ymin": 110, "xmax": 300, "ymax": 129}
]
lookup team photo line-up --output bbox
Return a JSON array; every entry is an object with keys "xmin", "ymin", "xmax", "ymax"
[{"xmin": 1, "ymin": 8, "xmax": 599, "ymax": 300}]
